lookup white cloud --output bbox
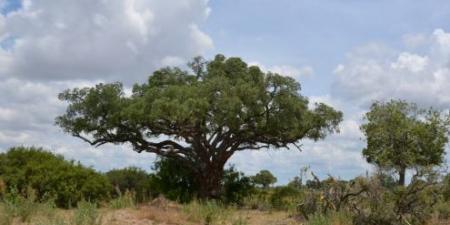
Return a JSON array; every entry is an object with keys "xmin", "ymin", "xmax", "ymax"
[
  {"xmin": 0, "ymin": 0, "xmax": 212, "ymax": 82},
  {"xmin": 333, "ymin": 29, "xmax": 450, "ymax": 109},
  {"xmin": 402, "ymin": 33, "xmax": 428, "ymax": 49},
  {"xmin": 0, "ymin": 0, "xmax": 211, "ymax": 172},
  {"xmin": 249, "ymin": 61, "xmax": 314, "ymax": 81},
  {"xmin": 391, "ymin": 52, "xmax": 428, "ymax": 73}
]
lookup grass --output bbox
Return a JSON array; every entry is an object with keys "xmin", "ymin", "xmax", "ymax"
[
  {"xmin": 305, "ymin": 211, "xmax": 353, "ymax": 225},
  {"xmin": 72, "ymin": 201, "xmax": 103, "ymax": 225},
  {"xmin": 0, "ymin": 194, "xmax": 448, "ymax": 225},
  {"xmin": 183, "ymin": 200, "xmax": 233, "ymax": 225},
  {"xmin": 0, "ymin": 198, "xmax": 104, "ymax": 225},
  {"xmin": 2, "ymin": 188, "xmax": 40, "ymax": 223},
  {"xmin": 108, "ymin": 190, "xmax": 136, "ymax": 209},
  {"xmin": 0, "ymin": 207, "xmax": 13, "ymax": 225}
]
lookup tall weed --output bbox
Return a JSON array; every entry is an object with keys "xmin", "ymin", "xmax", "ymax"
[
  {"xmin": 183, "ymin": 200, "xmax": 232, "ymax": 225},
  {"xmin": 72, "ymin": 201, "xmax": 102, "ymax": 225},
  {"xmin": 109, "ymin": 190, "xmax": 136, "ymax": 209}
]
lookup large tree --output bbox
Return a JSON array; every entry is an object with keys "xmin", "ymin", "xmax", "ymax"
[
  {"xmin": 361, "ymin": 100, "xmax": 450, "ymax": 186},
  {"xmin": 56, "ymin": 54, "xmax": 342, "ymax": 198}
]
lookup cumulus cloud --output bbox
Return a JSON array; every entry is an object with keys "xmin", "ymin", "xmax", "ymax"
[
  {"xmin": 333, "ymin": 29, "xmax": 450, "ymax": 109},
  {"xmin": 249, "ymin": 61, "xmax": 314, "ymax": 81},
  {"xmin": 0, "ymin": 0, "xmax": 212, "ymax": 171},
  {"xmin": 0, "ymin": 0, "xmax": 212, "ymax": 82}
]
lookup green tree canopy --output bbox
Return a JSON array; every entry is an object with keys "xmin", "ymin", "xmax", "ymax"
[
  {"xmin": 56, "ymin": 54, "xmax": 343, "ymax": 198},
  {"xmin": 252, "ymin": 169, "xmax": 277, "ymax": 188},
  {"xmin": 361, "ymin": 100, "xmax": 450, "ymax": 186}
]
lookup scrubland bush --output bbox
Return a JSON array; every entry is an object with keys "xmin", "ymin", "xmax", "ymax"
[
  {"xmin": 106, "ymin": 167, "xmax": 153, "ymax": 203},
  {"xmin": 152, "ymin": 157, "xmax": 255, "ymax": 204},
  {"xmin": 0, "ymin": 147, "xmax": 111, "ymax": 208},
  {"xmin": 296, "ymin": 168, "xmax": 443, "ymax": 225},
  {"xmin": 270, "ymin": 186, "xmax": 302, "ymax": 211},
  {"xmin": 221, "ymin": 167, "xmax": 255, "ymax": 205}
]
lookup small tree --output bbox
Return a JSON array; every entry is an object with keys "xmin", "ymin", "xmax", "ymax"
[
  {"xmin": 361, "ymin": 100, "xmax": 450, "ymax": 186},
  {"xmin": 252, "ymin": 170, "xmax": 277, "ymax": 188},
  {"xmin": 56, "ymin": 54, "xmax": 342, "ymax": 199}
]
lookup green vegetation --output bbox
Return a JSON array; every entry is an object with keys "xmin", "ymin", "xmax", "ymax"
[
  {"xmin": 361, "ymin": 100, "xmax": 450, "ymax": 186},
  {"xmin": 106, "ymin": 167, "xmax": 152, "ymax": 203},
  {"xmin": 56, "ymin": 54, "xmax": 342, "ymax": 199},
  {"xmin": 251, "ymin": 170, "xmax": 277, "ymax": 189},
  {"xmin": 0, "ymin": 55, "xmax": 450, "ymax": 224},
  {"xmin": 0, "ymin": 147, "xmax": 111, "ymax": 208},
  {"xmin": 151, "ymin": 157, "xmax": 255, "ymax": 204}
]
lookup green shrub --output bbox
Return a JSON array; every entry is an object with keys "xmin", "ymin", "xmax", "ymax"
[
  {"xmin": 221, "ymin": 167, "xmax": 255, "ymax": 205},
  {"xmin": 270, "ymin": 186, "xmax": 302, "ymax": 210},
  {"xmin": 0, "ymin": 146, "xmax": 112, "ymax": 208},
  {"xmin": 106, "ymin": 167, "xmax": 153, "ymax": 203},
  {"xmin": 152, "ymin": 157, "xmax": 254, "ymax": 204},
  {"xmin": 151, "ymin": 157, "xmax": 198, "ymax": 203}
]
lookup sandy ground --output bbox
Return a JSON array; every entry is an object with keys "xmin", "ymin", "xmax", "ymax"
[{"xmin": 102, "ymin": 204, "xmax": 299, "ymax": 225}]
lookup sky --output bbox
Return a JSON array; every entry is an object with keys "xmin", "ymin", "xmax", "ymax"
[{"xmin": 1, "ymin": 0, "xmax": 450, "ymax": 184}]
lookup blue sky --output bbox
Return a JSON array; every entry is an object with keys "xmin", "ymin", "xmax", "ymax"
[
  {"xmin": 205, "ymin": 0, "xmax": 450, "ymax": 96},
  {"xmin": 1, "ymin": 0, "xmax": 450, "ymax": 184}
]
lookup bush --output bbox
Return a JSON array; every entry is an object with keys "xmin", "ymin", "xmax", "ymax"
[
  {"xmin": 151, "ymin": 157, "xmax": 254, "ymax": 204},
  {"xmin": 106, "ymin": 167, "xmax": 153, "ymax": 203},
  {"xmin": 150, "ymin": 157, "xmax": 198, "ymax": 203},
  {"xmin": 270, "ymin": 186, "xmax": 302, "ymax": 210},
  {"xmin": 0, "ymin": 146, "xmax": 112, "ymax": 208},
  {"xmin": 221, "ymin": 167, "xmax": 255, "ymax": 205}
]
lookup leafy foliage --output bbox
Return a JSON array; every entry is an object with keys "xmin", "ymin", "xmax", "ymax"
[
  {"xmin": 251, "ymin": 170, "xmax": 277, "ymax": 188},
  {"xmin": 56, "ymin": 54, "xmax": 342, "ymax": 198},
  {"xmin": 361, "ymin": 100, "xmax": 450, "ymax": 185},
  {"xmin": 0, "ymin": 147, "xmax": 111, "ymax": 208},
  {"xmin": 150, "ymin": 157, "xmax": 199, "ymax": 203},
  {"xmin": 221, "ymin": 167, "xmax": 255, "ymax": 205},
  {"xmin": 151, "ymin": 157, "xmax": 255, "ymax": 204}
]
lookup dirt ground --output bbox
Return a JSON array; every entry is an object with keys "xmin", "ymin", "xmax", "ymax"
[{"xmin": 103, "ymin": 205, "xmax": 299, "ymax": 225}]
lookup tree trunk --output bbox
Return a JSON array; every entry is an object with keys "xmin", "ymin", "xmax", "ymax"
[
  {"xmin": 398, "ymin": 167, "xmax": 406, "ymax": 186},
  {"xmin": 196, "ymin": 163, "xmax": 225, "ymax": 200}
]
